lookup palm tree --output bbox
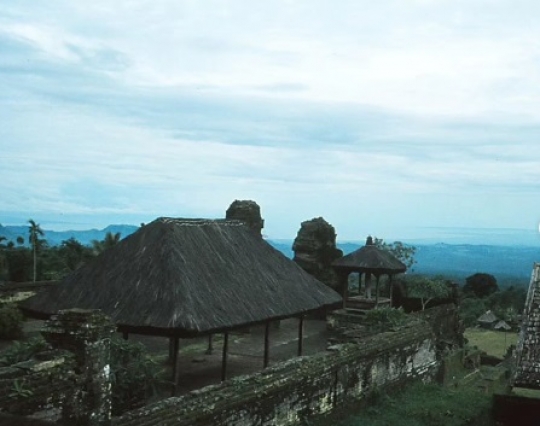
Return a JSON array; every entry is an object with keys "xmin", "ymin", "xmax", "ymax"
[
  {"xmin": 0, "ymin": 236, "xmax": 6, "ymax": 280},
  {"xmin": 28, "ymin": 219, "xmax": 45, "ymax": 282},
  {"xmin": 91, "ymin": 231, "xmax": 121, "ymax": 256}
]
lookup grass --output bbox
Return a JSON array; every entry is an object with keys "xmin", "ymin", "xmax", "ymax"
[
  {"xmin": 338, "ymin": 382, "xmax": 492, "ymax": 426},
  {"xmin": 464, "ymin": 328, "xmax": 518, "ymax": 358}
]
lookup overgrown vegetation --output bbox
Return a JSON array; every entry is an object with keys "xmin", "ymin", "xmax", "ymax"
[
  {"xmin": 0, "ymin": 225, "xmax": 122, "ymax": 282},
  {"xmin": 0, "ymin": 305, "xmax": 24, "ymax": 340},
  {"xmin": 459, "ymin": 273, "xmax": 526, "ymax": 327},
  {"xmin": 0, "ymin": 334, "xmax": 162, "ymax": 415},
  {"xmin": 109, "ymin": 337, "xmax": 163, "ymax": 415},
  {"xmin": 339, "ymin": 382, "xmax": 492, "ymax": 426},
  {"xmin": 363, "ymin": 307, "xmax": 408, "ymax": 327},
  {"xmin": 0, "ymin": 337, "xmax": 48, "ymax": 365}
]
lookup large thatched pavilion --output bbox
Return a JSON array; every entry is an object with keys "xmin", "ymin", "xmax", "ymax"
[
  {"xmin": 332, "ymin": 236, "xmax": 406, "ymax": 310},
  {"xmin": 22, "ymin": 218, "xmax": 341, "ymax": 391}
]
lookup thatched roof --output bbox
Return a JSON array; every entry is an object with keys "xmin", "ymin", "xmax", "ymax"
[
  {"xmin": 332, "ymin": 236, "xmax": 407, "ymax": 275},
  {"xmin": 22, "ymin": 218, "xmax": 341, "ymax": 337},
  {"xmin": 477, "ymin": 310, "xmax": 498, "ymax": 324},
  {"xmin": 494, "ymin": 320, "xmax": 512, "ymax": 331}
]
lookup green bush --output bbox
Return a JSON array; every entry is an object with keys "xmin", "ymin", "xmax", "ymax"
[
  {"xmin": 340, "ymin": 381, "xmax": 492, "ymax": 426},
  {"xmin": 363, "ymin": 307, "xmax": 408, "ymax": 327},
  {"xmin": 0, "ymin": 305, "xmax": 24, "ymax": 340},
  {"xmin": 110, "ymin": 338, "xmax": 162, "ymax": 415},
  {"xmin": 0, "ymin": 336, "xmax": 49, "ymax": 366}
]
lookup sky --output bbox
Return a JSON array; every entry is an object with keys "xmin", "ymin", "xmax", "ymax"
[{"xmin": 2, "ymin": 0, "xmax": 540, "ymax": 242}]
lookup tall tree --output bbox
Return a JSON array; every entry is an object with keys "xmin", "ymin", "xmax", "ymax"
[
  {"xmin": 28, "ymin": 219, "xmax": 45, "ymax": 282},
  {"xmin": 0, "ymin": 236, "xmax": 6, "ymax": 280},
  {"xmin": 91, "ymin": 231, "xmax": 121, "ymax": 256},
  {"xmin": 464, "ymin": 273, "xmax": 499, "ymax": 298},
  {"xmin": 406, "ymin": 276, "xmax": 450, "ymax": 310},
  {"xmin": 374, "ymin": 238, "xmax": 417, "ymax": 270},
  {"xmin": 60, "ymin": 237, "xmax": 92, "ymax": 271}
]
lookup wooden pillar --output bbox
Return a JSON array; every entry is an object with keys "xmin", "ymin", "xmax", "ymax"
[
  {"xmin": 375, "ymin": 275, "xmax": 380, "ymax": 307},
  {"xmin": 122, "ymin": 331, "xmax": 128, "ymax": 340},
  {"xmin": 358, "ymin": 272, "xmax": 363, "ymax": 296},
  {"xmin": 168, "ymin": 337, "xmax": 176, "ymax": 363},
  {"xmin": 221, "ymin": 332, "xmax": 229, "ymax": 382},
  {"xmin": 264, "ymin": 322, "xmax": 270, "ymax": 368},
  {"xmin": 171, "ymin": 337, "xmax": 180, "ymax": 396},
  {"xmin": 366, "ymin": 272, "xmax": 372, "ymax": 299},
  {"xmin": 206, "ymin": 334, "xmax": 213, "ymax": 355},
  {"xmin": 341, "ymin": 272, "xmax": 349, "ymax": 309},
  {"xmin": 389, "ymin": 274, "xmax": 394, "ymax": 306},
  {"xmin": 297, "ymin": 316, "xmax": 304, "ymax": 356}
]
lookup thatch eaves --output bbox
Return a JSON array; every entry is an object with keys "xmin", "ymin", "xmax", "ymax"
[
  {"xmin": 494, "ymin": 320, "xmax": 512, "ymax": 331},
  {"xmin": 477, "ymin": 310, "xmax": 498, "ymax": 324},
  {"xmin": 22, "ymin": 218, "xmax": 342, "ymax": 337}
]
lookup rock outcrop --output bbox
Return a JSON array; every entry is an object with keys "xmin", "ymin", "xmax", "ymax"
[
  {"xmin": 292, "ymin": 217, "xmax": 343, "ymax": 291},
  {"xmin": 225, "ymin": 200, "xmax": 264, "ymax": 237}
]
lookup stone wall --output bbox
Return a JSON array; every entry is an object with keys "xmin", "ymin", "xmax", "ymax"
[
  {"xmin": 0, "ymin": 309, "xmax": 115, "ymax": 425},
  {"xmin": 513, "ymin": 263, "xmax": 540, "ymax": 389},
  {"xmin": 0, "ymin": 352, "xmax": 73, "ymax": 417},
  {"xmin": 114, "ymin": 322, "xmax": 438, "ymax": 426}
]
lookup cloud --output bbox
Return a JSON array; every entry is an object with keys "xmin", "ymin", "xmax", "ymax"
[{"xmin": 2, "ymin": 1, "xmax": 540, "ymax": 238}]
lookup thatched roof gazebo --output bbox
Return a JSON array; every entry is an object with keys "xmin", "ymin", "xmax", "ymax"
[
  {"xmin": 477, "ymin": 310, "xmax": 498, "ymax": 328},
  {"xmin": 22, "ymin": 218, "xmax": 342, "ymax": 390},
  {"xmin": 332, "ymin": 236, "xmax": 407, "ymax": 310}
]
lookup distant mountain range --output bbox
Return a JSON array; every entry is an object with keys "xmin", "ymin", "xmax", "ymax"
[
  {"xmin": 0, "ymin": 224, "xmax": 139, "ymax": 247},
  {"xmin": 1, "ymin": 224, "xmax": 538, "ymax": 285}
]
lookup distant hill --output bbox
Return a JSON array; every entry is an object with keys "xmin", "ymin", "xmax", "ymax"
[
  {"xmin": 268, "ymin": 239, "xmax": 538, "ymax": 285},
  {"xmin": 1, "ymin": 225, "xmax": 537, "ymax": 285}
]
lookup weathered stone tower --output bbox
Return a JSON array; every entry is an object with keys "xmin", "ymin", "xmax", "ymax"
[
  {"xmin": 225, "ymin": 200, "xmax": 264, "ymax": 237},
  {"xmin": 292, "ymin": 217, "xmax": 343, "ymax": 291}
]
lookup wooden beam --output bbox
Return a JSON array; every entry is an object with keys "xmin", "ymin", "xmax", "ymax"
[
  {"xmin": 221, "ymin": 332, "xmax": 229, "ymax": 382},
  {"xmin": 171, "ymin": 337, "xmax": 180, "ymax": 396},
  {"xmin": 264, "ymin": 322, "xmax": 270, "ymax": 368},
  {"xmin": 297, "ymin": 316, "xmax": 304, "ymax": 357}
]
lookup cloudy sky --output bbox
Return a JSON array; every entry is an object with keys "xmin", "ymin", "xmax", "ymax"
[{"xmin": 2, "ymin": 0, "xmax": 540, "ymax": 241}]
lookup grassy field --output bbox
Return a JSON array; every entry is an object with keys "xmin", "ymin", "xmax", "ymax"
[
  {"xmin": 464, "ymin": 328, "xmax": 518, "ymax": 358},
  {"xmin": 338, "ymin": 382, "xmax": 492, "ymax": 426}
]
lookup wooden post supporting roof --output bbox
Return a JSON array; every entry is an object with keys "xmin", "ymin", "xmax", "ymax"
[
  {"xmin": 341, "ymin": 272, "xmax": 349, "ymax": 309},
  {"xmin": 122, "ymin": 331, "xmax": 128, "ymax": 340},
  {"xmin": 389, "ymin": 274, "xmax": 394, "ymax": 306},
  {"xmin": 221, "ymin": 332, "xmax": 229, "ymax": 382},
  {"xmin": 366, "ymin": 272, "xmax": 372, "ymax": 299},
  {"xmin": 264, "ymin": 322, "xmax": 270, "ymax": 368},
  {"xmin": 375, "ymin": 275, "xmax": 380, "ymax": 307},
  {"xmin": 171, "ymin": 337, "xmax": 180, "ymax": 396},
  {"xmin": 298, "ymin": 316, "xmax": 304, "ymax": 357},
  {"xmin": 206, "ymin": 334, "xmax": 213, "ymax": 355}
]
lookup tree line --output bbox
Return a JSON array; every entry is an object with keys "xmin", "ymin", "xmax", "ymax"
[{"xmin": 0, "ymin": 219, "xmax": 122, "ymax": 282}]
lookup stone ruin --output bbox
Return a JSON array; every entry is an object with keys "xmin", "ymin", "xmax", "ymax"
[
  {"xmin": 292, "ymin": 217, "xmax": 343, "ymax": 291},
  {"xmin": 225, "ymin": 200, "xmax": 264, "ymax": 237}
]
